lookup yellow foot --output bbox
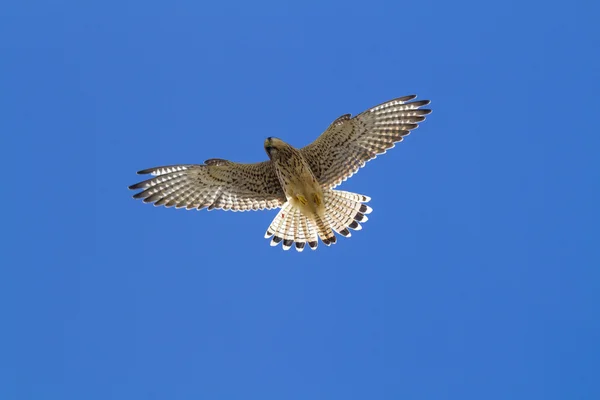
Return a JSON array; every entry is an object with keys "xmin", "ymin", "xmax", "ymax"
[
  {"xmin": 312, "ymin": 193, "xmax": 322, "ymax": 207},
  {"xmin": 296, "ymin": 194, "xmax": 308, "ymax": 205}
]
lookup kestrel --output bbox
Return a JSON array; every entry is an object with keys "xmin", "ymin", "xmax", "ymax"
[{"xmin": 129, "ymin": 95, "xmax": 431, "ymax": 251}]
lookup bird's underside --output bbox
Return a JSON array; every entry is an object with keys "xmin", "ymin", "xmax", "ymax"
[{"xmin": 129, "ymin": 94, "xmax": 432, "ymax": 251}]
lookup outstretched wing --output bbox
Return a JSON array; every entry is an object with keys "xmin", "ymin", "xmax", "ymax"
[
  {"xmin": 129, "ymin": 160, "xmax": 285, "ymax": 211},
  {"xmin": 300, "ymin": 95, "xmax": 431, "ymax": 189}
]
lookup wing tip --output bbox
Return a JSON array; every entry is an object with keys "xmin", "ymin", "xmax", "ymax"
[
  {"xmin": 136, "ymin": 168, "xmax": 154, "ymax": 175},
  {"xmin": 128, "ymin": 182, "xmax": 145, "ymax": 190},
  {"xmin": 398, "ymin": 94, "xmax": 418, "ymax": 102},
  {"xmin": 410, "ymin": 99, "xmax": 431, "ymax": 107}
]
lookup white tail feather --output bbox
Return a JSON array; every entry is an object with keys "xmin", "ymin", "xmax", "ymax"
[{"xmin": 265, "ymin": 189, "xmax": 371, "ymax": 252}]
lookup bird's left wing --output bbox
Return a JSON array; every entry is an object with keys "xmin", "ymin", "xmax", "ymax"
[
  {"xmin": 129, "ymin": 160, "xmax": 285, "ymax": 211},
  {"xmin": 300, "ymin": 95, "xmax": 431, "ymax": 189}
]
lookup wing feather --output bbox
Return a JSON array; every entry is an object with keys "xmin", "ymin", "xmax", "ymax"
[
  {"xmin": 300, "ymin": 95, "xmax": 431, "ymax": 188},
  {"xmin": 129, "ymin": 161, "xmax": 285, "ymax": 211}
]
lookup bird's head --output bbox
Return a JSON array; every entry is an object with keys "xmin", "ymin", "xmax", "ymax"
[{"xmin": 264, "ymin": 137, "xmax": 288, "ymax": 159}]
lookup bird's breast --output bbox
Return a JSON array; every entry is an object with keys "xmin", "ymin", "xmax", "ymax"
[{"xmin": 274, "ymin": 154, "xmax": 324, "ymax": 217}]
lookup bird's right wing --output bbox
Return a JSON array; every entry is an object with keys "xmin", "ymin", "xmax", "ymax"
[
  {"xmin": 300, "ymin": 95, "xmax": 431, "ymax": 189},
  {"xmin": 129, "ymin": 160, "xmax": 285, "ymax": 211}
]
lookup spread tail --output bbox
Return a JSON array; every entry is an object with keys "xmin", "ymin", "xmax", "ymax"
[{"xmin": 265, "ymin": 189, "xmax": 372, "ymax": 252}]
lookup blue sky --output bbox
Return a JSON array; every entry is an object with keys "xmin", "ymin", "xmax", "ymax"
[{"xmin": 1, "ymin": 1, "xmax": 599, "ymax": 399}]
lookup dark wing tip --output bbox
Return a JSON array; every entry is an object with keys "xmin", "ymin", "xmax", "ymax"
[
  {"xmin": 403, "ymin": 123, "xmax": 419, "ymax": 130},
  {"xmin": 409, "ymin": 99, "xmax": 431, "ymax": 107},
  {"xmin": 137, "ymin": 168, "xmax": 155, "ymax": 175},
  {"xmin": 132, "ymin": 191, "xmax": 147, "ymax": 199},
  {"xmin": 398, "ymin": 94, "xmax": 418, "ymax": 102},
  {"xmin": 129, "ymin": 182, "xmax": 146, "ymax": 190}
]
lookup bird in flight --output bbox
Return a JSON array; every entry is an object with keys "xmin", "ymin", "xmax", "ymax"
[{"xmin": 129, "ymin": 95, "xmax": 431, "ymax": 251}]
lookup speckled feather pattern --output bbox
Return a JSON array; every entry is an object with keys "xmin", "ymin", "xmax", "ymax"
[
  {"xmin": 128, "ymin": 161, "xmax": 285, "ymax": 211},
  {"xmin": 264, "ymin": 189, "xmax": 372, "ymax": 251},
  {"xmin": 301, "ymin": 95, "xmax": 431, "ymax": 189},
  {"xmin": 129, "ymin": 95, "xmax": 431, "ymax": 250}
]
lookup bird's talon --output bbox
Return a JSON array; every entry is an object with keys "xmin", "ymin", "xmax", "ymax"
[
  {"xmin": 313, "ymin": 193, "xmax": 322, "ymax": 206},
  {"xmin": 296, "ymin": 194, "xmax": 308, "ymax": 205}
]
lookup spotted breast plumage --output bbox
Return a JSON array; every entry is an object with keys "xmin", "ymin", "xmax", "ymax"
[{"xmin": 129, "ymin": 95, "xmax": 432, "ymax": 251}]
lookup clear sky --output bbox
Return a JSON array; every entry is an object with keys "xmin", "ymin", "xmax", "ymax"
[{"xmin": 1, "ymin": 1, "xmax": 599, "ymax": 399}]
